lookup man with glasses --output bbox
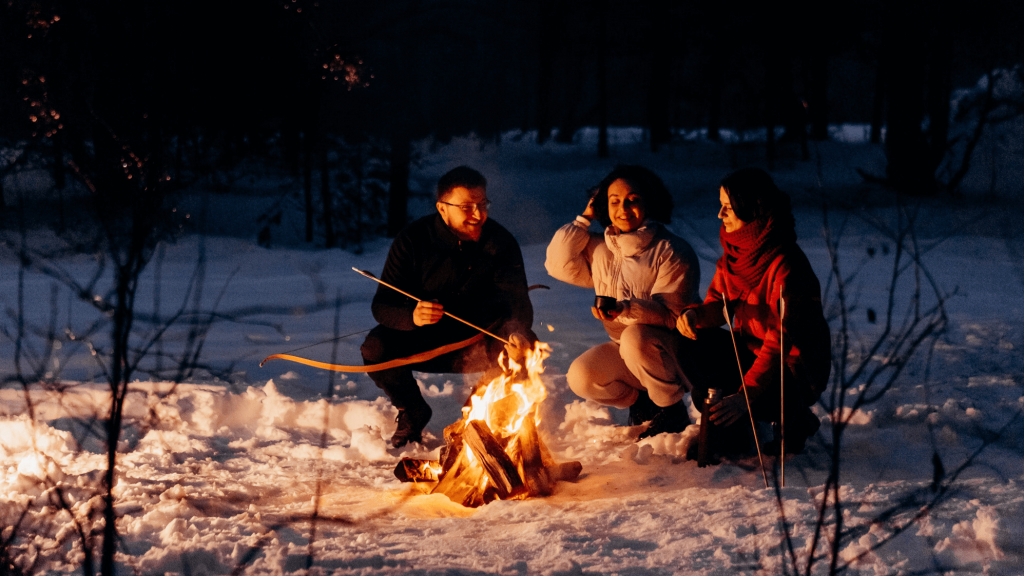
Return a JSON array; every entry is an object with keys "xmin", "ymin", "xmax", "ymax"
[{"xmin": 361, "ymin": 166, "xmax": 536, "ymax": 448}]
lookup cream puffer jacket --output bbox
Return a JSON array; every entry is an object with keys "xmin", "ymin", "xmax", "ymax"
[{"xmin": 545, "ymin": 216, "xmax": 701, "ymax": 342}]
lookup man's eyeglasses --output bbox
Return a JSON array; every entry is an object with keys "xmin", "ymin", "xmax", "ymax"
[{"xmin": 439, "ymin": 200, "xmax": 491, "ymax": 213}]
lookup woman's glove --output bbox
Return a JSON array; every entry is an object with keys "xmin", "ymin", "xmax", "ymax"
[{"xmin": 708, "ymin": 392, "xmax": 749, "ymax": 427}]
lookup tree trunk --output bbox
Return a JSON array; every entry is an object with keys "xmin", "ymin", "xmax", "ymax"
[
  {"xmin": 646, "ymin": 0, "xmax": 673, "ymax": 152},
  {"xmin": 807, "ymin": 50, "xmax": 829, "ymax": 141},
  {"xmin": 283, "ymin": 121, "xmax": 301, "ymax": 177},
  {"xmin": 353, "ymin": 149, "xmax": 365, "ymax": 245},
  {"xmin": 387, "ymin": 133, "xmax": 410, "ymax": 238},
  {"xmin": 554, "ymin": 57, "xmax": 583, "ymax": 144},
  {"xmin": 926, "ymin": 19, "xmax": 952, "ymax": 172},
  {"xmin": 175, "ymin": 130, "xmax": 183, "ymax": 181},
  {"xmin": 52, "ymin": 130, "xmax": 65, "ymax": 189},
  {"xmin": 53, "ymin": 131, "xmax": 66, "ymax": 231},
  {"xmin": 302, "ymin": 131, "xmax": 314, "ymax": 242},
  {"xmin": 319, "ymin": 138, "xmax": 334, "ymax": 248},
  {"xmin": 765, "ymin": 49, "xmax": 780, "ymax": 168},
  {"xmin": 535, "ymin": 0, "xmax": 565, "ymax": 144},
  {"xmin": 102, "ymin": 263, "xmax": 133, "ymax": 576},
  {"xmin": 707, "ymin": 53, "xmax": 723, "ymax": 142},
  {"xmin": 596, "ymin": 0, "xmax": 609, "ymax": 158},
  {"xmin": 884, "ymin": 5, "xmax": 933, "ymax": 194},
  {"xmin": 870, "ymin": 55, "xmax": 885, "ymax": 144}
]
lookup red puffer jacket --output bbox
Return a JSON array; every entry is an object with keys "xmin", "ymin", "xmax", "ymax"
[{"xmin": 689, "ymin": 245, "xmax": 831, "ymax": 405}]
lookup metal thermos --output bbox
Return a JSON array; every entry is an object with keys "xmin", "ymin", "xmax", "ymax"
[{"xmin": 697, "ymin": 388, "xmax": 721, "ymax": 468}]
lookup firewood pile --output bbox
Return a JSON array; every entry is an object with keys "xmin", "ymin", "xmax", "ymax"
[{"xmin": 394, "ymin": 343, "xmax": 582, "ymax": 507}]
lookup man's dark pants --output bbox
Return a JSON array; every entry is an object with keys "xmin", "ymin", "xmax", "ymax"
[{"xmin": 360, "ymin": 323, "xmax": 504, "ymax": 411}]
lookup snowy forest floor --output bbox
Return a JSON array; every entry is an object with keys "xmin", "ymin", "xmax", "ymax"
[{"xmin": 1, "ymin": 130, "xmax": 1023, "ymax": 575}]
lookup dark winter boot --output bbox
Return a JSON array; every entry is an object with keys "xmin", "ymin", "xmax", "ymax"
[
  {"xmin": 710, "ymin": 421, "xmax": 753, "ymax": 457},
  {"xmin": 391, "ymin": 401, "xmax": 432, "ymax": 448},
  {"xmin": 685, "ymin": 420, "xmax": 746, "ymax": 463},
  {"xmin": 628, "ymin": 389, "xmax": 660, "ymax": 426},
  {"xmin": 638, "ymin": 400, "xmax": 689, "ymax": 440},
  {"xmin": 768, "ymin": 409, "xmax": 821, "ymax": 455}
]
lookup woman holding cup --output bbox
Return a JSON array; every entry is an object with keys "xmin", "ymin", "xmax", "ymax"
[{"xmin": 545, "ymin": 165, "xmax": 701, "ymax": 438}]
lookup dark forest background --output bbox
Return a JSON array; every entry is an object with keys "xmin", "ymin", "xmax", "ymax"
[{"xmin": 1, "ymin": 0, "xmax": 1022, "ymax": 249}]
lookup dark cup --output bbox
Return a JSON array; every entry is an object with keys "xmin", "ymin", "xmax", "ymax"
[{"xmin": 594, "ymin": 295, "xmax": 617, "ymax": 313}]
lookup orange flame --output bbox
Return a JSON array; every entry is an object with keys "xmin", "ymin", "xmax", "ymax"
[
  {"xmin": 419, "ymin": 460, "xmax": 442, "ymax": 481},
  {"xmin": 423, "ymin": 340, "xmax": 569, "ymax": 507},
  {"xmin": 464, "ymin": 342, "xmax": 551, "ymax": 435}
]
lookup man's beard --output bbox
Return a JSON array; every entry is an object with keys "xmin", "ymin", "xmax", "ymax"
[{"xmin": 454, "ymin": 222, "xmax": 483, "ymax": 241}]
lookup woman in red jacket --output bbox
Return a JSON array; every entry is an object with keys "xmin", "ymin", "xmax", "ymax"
[{"xmin": 676, "ymin": 168, "xmax": 831, "ymax": 455}]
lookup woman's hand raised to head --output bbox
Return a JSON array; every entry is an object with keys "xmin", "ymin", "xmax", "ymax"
[
  {"xmin": 676, "ymin": 309, "xmax": 698, "ymax": 340},
  {"xmin": 582, "ymin": 195, "xmax": 596, "ymax": 220}
]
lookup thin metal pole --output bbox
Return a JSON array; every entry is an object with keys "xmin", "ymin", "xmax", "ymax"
[
  {"xmin": 723, "ymin": 298, "xmax": 769, "ymax": 489},
  {"xmin": 352, "ymin": 268, "xmax": 511, "ymax": 345},
  {"xmin": 779, "ymin": 296, "xmax": 786, "ymax": 488}
]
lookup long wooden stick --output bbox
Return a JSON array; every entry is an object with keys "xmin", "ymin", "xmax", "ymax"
[
  {"xmin": 779, "ymin": 295, "xmax": 786, "ymax": 488},
  {"xmin": 352, "ymin": 268, "xmax": 511, "ymax": 345},
  {"xmin": 723, "ymin": 299, "xmax": 769, "ymax": 489}
]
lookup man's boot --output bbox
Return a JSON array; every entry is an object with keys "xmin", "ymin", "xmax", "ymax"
[
  {"xmin": 392, "ymin": 400, "xmax": 432, "ymax": 448},
  {"xmin": 638, "ymin": 400, "xmax": 689, "ymax": 439}
]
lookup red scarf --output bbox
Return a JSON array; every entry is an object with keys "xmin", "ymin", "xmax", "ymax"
[{"xmin": 718, "ymin": 209, "xmax": 796, "ymax": 294}]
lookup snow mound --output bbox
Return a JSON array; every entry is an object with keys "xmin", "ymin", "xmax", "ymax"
[{"xmin": 935, "ymin": 506, "xmax": 1006, "ymax": 567}]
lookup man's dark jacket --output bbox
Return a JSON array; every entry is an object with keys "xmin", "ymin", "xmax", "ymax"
[{"xmin": 371, "ymin": 214, "xmax": 533, "ymax": 342}]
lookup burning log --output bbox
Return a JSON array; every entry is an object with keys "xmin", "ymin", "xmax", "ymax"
[
  {"xmin": 393, "ymin": 459, "xmax": 440, "ymax": 483},
  {"xmin": 395, "ymin": 341, "xmax": 582, "ymax": 507},
  {"xmin": 463, "ymin": 420, "xmax": 527, "ymax": 499},
  {"xmin": 431, "ymin": 446, "xmax": 487, "ymax": 507},
  {"xmin": 509, "ymin": 417, "xmax": 554, "ymax": 496}
]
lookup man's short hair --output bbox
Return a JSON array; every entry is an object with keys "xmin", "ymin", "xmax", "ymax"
[{"xmin": 437, "ymin": 166, "xmax": 487, "ymax": 201}]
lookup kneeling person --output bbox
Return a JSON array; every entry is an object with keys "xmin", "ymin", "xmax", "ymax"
[
  {"xmin": 676, "ymin": 168, "xmax": 831, "ymax": 458},
  {"xmin": 361, "ymin": 166, "xmax": 536, "ymax": 448},
  {"xmin": 545, "ymin": 165, "xmax": 701, "ymax": 438}
]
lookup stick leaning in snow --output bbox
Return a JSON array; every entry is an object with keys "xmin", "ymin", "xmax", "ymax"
[
  {"xmin": 352, "ymin": 268, "xmax": 511, "ymax": 345},
  {"xmin": 779, "ymin": 295, "xmax": 786, "ymax": 488},
  {"xmin": 723, "ymin": 298, "xmax": 769, "ymax": 489}
]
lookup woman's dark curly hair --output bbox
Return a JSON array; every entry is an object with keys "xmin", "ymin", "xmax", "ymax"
[
  {"xmin": 590, "ymin": 165, "xmax": 673, "ymax": 227},
  {"xmin": 719, "ymin": 167, "xmax": 790, "ymax": 223}
]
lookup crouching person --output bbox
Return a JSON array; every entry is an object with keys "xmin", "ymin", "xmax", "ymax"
[
  {"xmin": 676, "ymin": 168, "xmax": 831, "ymax": 458},
  {"xmin": 545, "ymin": 165, "xmax": 701, "ymax": 438},
  {"xmin": 362, "ymin": 166, "xmax": 536, "ymax": 448}
]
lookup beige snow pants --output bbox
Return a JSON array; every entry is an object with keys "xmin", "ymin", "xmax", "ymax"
[{"xmin": 566, "ymin": 324, "xmax": 690, "ymax": 408}]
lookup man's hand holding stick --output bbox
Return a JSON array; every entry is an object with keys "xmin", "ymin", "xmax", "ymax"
[{"xmin": 353, "ymin": 268, "xmax": 511, "ymax": 345}]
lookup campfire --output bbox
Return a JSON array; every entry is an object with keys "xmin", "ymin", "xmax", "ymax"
[{"xmin": 395, "ymin": 342, "xmax": 582, "ymax": 507}]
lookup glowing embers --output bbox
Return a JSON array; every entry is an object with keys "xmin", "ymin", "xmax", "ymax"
[{"xmin": 394, "ymin": 342, "xmax": 582, "ymax": 507}]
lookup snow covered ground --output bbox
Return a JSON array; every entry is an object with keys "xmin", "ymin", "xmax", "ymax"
[{"xmin": 1, "ymin": 129, "xmax": 1023, "ymax": 574}]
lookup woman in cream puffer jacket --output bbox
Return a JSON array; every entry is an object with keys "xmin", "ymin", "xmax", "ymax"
[{"xmin": 545, "ymin": 165, "xmax": 701, "ymax": 437}]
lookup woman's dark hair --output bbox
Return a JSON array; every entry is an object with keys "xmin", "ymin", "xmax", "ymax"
[
  {"xmin": 591, "ymin": 165, "xmax": 673, "ymax": 227},
  {"xmin": 719, "ymin": 167, "xmax": 789, "ymax": 223}
]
